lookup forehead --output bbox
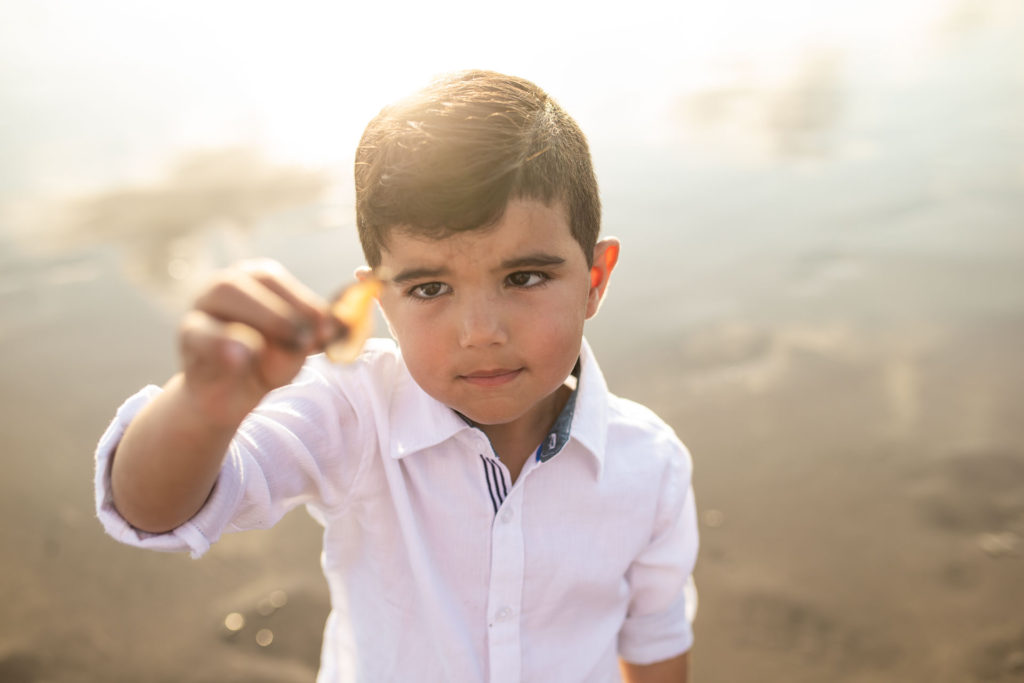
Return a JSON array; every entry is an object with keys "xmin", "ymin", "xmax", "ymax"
[{"xmin": 379, "ymin": 199, "xmax": 579, "ymax": 266}]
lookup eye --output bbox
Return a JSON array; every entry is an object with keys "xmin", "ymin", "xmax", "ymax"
[
  {"xmin": 408, "ymin": 282, "xmax": 451, "ymax": 300},
  {"xmin": 506, "ymin": 271, "xmax": 549, "ymax": 288}
]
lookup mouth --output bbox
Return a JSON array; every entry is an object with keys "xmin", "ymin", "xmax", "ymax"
[{"xmin": 458, "ymin": 368, "xmax": 523, "ymax": 387}]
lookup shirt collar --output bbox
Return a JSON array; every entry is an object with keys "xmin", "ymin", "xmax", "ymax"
[
  {"xmin": 568, "ymin": 337, "xmax": 610, "ymax": 478},
  {"xmin": 387, "ymin": 337, "xmax": 609, "ymax": 477},
  {"xmin": 388, "ymin": 358, "xmax": 476, "ymax": 458}
]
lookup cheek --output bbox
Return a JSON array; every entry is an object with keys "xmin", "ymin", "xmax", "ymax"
[
  {"xmin": 519, "ymin": 300, "xmax": 587, "ymax": 357},
  {"xmin": 396, "ymin": 337, "xmax": 446, "ymax": 398},
  {"xmin": 384, "ymin": 307, "xmax": 451, "ymax": 380}
]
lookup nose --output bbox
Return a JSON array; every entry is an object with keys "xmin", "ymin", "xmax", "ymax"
[{"xmin": 456, "ymin": 293, "xmax": 508, "ymax": 348}]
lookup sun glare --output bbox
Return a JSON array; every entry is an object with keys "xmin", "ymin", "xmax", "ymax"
[{"xmin": 0, "ymin": 0, "xmax": 964, "ymax": 190}]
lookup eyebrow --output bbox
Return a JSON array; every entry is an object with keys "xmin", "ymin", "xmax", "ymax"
[
  {"xmin": 388, "ymin": 252, "xmax": 567, "ymax": 285},
  {"xmin": 389, "ymin": 266, "xmax": 452, "ymax": 285},
  {"xmin": 499, "ymin": 253, "xmax": 567, "ymax": 270}
]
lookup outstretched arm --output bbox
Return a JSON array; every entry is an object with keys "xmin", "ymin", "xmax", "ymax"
[
  {"xmin": 110, "ymin": 260, "xmax": 334, "ymax": 533},
  {"xmin": 620, "ymin": 651, "xmax": 689, "ymax": 683}
]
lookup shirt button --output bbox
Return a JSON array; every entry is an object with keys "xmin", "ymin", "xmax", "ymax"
[
  {"xmin": 495, "ymin": 607, "xmax": 513, "ymax": 621},
  {"xmin": 500, "ymin": 509, "xmax": 514, "ymax": 524}
]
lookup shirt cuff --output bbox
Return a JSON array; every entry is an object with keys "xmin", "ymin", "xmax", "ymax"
[
  {"xmin": 618, "ymin": 575, "xmax": 697, "ymax": 665},
  {"xmin": 93, "ymin": 385, "xmax": 241, "ymax": 559}
]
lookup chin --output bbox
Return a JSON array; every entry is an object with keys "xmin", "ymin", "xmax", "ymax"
[{"xmin": 450, "ymin": 401, "xmax": 526, "ymax": 427}]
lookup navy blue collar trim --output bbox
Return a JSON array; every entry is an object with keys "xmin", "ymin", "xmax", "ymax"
[
  {"xmin": 456, "ymin": 359, "xmax": 581, "ymax": 464},
  {"xmin": 536, "ymin": 359, "xmax": 580, "ymax": 463}
]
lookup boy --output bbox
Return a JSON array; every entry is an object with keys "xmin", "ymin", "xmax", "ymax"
[{"xmin": 96, "ymin": 70, "xmax": 698, "ymax": 682}]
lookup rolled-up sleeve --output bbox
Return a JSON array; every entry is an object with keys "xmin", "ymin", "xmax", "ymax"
[
  {"xmin": 617, "ymin": 442, "xmax": 699, "ymax": 664},
  {"xmin": 94, "ymin": 385, "xmax": 238, "ymax": 558},
  {"xmin": 94, "ymin": 357, "xmax": 372, "ymax": 559}
]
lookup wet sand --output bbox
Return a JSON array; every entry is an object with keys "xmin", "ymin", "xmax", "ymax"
[{"xmin": 1, "ymin": 204, "xmax": 1022, "ymax": 682}]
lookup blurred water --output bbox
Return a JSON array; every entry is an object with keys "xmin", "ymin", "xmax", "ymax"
[{"xmin": 1, "ymin": 0, "xmax": 1020, "ymax": 318}]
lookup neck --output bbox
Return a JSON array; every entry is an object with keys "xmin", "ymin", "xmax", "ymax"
[{"xmin": 478, "ymin": 383, "xmax": 571, "ymax": 481}]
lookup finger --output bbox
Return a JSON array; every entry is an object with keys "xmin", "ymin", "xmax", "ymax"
[
  {"xmin": 179, "ymin": 310, "xmax": 264, "ymax": 381},
  {"xmin": 179, "ymin": 311, "xmax": 287, "ymax": 418},
  {"xmin": 194, "ymin": 270, "xmax": 314, "ymax": 353},
  {"xmin": 181, "ymin": 308, "xmax": 310, "ymax": 391},
  {"xmin": 238, "ymin": 260, "xmax": 333, "ymax": 345}
]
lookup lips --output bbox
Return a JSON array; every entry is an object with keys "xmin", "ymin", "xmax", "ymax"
[{"xmin": 459, "ymin": 368, "xmax": 523, "ymax": 387}]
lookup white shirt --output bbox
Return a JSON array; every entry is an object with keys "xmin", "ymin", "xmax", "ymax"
[{"xmin": 95, "ymin": 338, "xmax": 698, "ymax": 683}]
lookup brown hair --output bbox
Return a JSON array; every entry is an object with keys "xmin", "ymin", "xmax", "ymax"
[{"xmin": 354, "ymin": 70, "xmax": 601, "ymax": 267}]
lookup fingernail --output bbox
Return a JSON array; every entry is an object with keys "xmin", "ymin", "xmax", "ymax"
[{"xmin": 224, "ymin": 340, "xmax": 249, "ymax": 366}]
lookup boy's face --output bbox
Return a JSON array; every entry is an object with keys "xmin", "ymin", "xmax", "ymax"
[{"xmin": 372, "ymin": 199, "xmax": 617, "ymax": 429}]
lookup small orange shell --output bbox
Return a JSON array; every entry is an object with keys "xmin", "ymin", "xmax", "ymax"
[{"xmin": 325, "ymin": 278, "xmax": 380, "ymax": 363}]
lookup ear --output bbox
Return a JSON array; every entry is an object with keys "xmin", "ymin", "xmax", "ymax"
[{"xmin": 586, "ymin": 237, "xmax": 620, "ymax": 319}]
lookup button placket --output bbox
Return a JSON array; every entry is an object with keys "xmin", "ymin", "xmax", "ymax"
[{"xmin": 486, "ymin": 474, "xmax": 524, "ymax": 683}]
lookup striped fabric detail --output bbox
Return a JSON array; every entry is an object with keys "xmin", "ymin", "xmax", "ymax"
[{"xmin": 480, "ymin": 454, "xmax": 509, "ymax": 514}]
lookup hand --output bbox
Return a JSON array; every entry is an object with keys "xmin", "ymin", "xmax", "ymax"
[{"xmin": 179, "ymin": 259, "xmax": 333, "ymax": 425}]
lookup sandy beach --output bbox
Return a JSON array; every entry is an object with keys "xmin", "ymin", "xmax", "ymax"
[
  {"xmin": 2, "ymin": 2, "xmax": 1023, "ymax": 681},
  {"xmin": 2, "ymin": 211, "xmax": 1022, "ymax": 682}
]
